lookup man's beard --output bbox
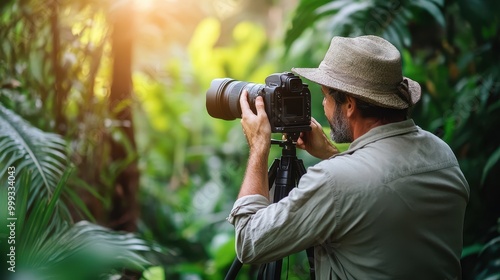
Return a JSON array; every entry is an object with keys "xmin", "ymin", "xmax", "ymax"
[{"xmin": 329, "ymin": 104, "xmax": 353, "ymax": 143}]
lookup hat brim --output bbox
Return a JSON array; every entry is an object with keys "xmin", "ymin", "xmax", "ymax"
[{"xmin": 292, "ymin": 67, "xmax": 421, "ymax": 109}]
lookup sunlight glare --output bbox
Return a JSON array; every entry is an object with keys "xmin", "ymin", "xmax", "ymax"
[{"xmin": 134, "ymin": 0, "xmax": 158, "ymax": 11}]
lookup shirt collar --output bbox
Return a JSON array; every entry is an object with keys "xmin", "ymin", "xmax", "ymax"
[{"xmin": 336, "ymin": 119, "xmax": 419, "ymax": 156}]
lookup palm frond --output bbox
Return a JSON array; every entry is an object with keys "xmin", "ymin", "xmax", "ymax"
[
  {"xmin": 0, "ymin": 103, "xmax": 67, "ymax": 199},
  {"xmin": 3, "ymin": 170, "xmax": 156, "ymax": 280},
  {"xmin": 284, "ymin": 0, "xmax": 337, "ymax": 48},
  {"xmin": 284, "ymin": 0, "xmax": 445, "ymax": 51},
  {"xmin": 28, "ymin": 221, "xmax": 153, "ymax": 280}
]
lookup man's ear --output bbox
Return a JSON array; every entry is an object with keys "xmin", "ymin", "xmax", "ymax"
[{"xmin": 345, "ymin": 95, "xmax": 356, "ymax": 118}]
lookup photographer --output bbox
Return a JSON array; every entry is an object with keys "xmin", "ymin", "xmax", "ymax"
[{"xmin": 227, "ymin": 35, "xmax": 470, "ymax": 279}]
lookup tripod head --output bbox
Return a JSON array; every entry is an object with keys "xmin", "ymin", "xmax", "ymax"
[{"xmin": 271, "ymin": 132, "xmax": 301, "ymax": 148}]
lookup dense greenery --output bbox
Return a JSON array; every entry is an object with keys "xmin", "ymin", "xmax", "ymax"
[
  {"xmin": 0, "ymin": 0, "xmax": 498, "ymax": 279},
  {"xmin": 0, "ymin": 103, "xmax": 154, "ymax": 279}
]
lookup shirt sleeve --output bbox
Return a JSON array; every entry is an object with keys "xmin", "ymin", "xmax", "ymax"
[
  {"xmin": 227, "ymin": 161, "xmax": 340, "ymax": 264},
  {"xmin": 227, "ymin": 194, "xmax": 271, "ymax": 226}
]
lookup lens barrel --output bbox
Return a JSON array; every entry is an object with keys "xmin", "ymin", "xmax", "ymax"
[{"xmin": 206, "ymin": 79, "xmax": 264, "ymax": 120}]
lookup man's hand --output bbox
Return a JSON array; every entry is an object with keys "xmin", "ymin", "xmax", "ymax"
[
  {"xmin": 296, "ymin": 117, "xmax": 339, "ymax": 160},
  {"xmin": 240, "ymin": 90, "xmax": 271, "ymax": 155}
]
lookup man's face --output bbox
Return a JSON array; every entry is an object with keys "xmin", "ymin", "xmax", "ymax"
[{"xmin": 321, "ymin": 86, "xmax": 353, "ymax": 143}]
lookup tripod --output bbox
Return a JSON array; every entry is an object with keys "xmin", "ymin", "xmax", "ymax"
[{"xmin": 225, "ymin": 133, "xmax": 315, "ymax": 280}]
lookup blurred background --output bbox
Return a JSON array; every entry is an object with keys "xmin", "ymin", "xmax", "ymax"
[{"xmin": 0, "ymin": 0, "xmax": 499, "ymax": 279}]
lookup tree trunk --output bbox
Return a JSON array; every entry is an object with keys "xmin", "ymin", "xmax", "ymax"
[
  {"xmin": 51, "ymin": 0, "xmax": 67, "ymax": 135},
  {"xmin": 107, "ymin": 0, "xmax": 139, "ymax": 232}
]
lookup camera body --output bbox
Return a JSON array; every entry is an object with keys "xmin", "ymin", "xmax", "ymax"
[
  {"xmin": 259, "ymin": 72, "xmax": 311, "ymax": 133},
  {"xmin": 206, "ymin": 72, "xmax": 311, "ymax": 133}
]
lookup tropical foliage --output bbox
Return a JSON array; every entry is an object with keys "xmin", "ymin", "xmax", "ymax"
[{"xmin": 0, "ymin": 103, "xmax": 155, "ymax": 280}]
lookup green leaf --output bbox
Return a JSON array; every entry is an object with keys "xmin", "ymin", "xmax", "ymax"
[
  {"xmin": 284, "ymin": 0, "xmax": 332, "ymax": 50},
  {"xmin": 15, "ymin": 171, "xmax": 31, "ymax": 237},
  {"xmin": 212, "ymin": 235, "xmax": 236, "ymax": 270},
  {"xmin": 462, "ymin": 243, "xmax": 485, "ymax": 258},
  {"xmin": 0, "ymin": 103, "xmax": 67, "ymax": 197},
  {"xmin": 412, "ymin": 0, "xmax": 445, "ymax": 27},
  {"xmin": 481, "ymin": 146, "xmax": 500, "ymax": 185},
  {"xmin": 26, "ymin": 221, "xmax": 153, "ymax": 280},
  {"xmin": 323, "ymin": 1, "xmax": 372, "ymax": 32},
  {"xmin": 392, "ymin": 14, "xmax": 411, "ymax": 47},
  {"xmin": 473, "ymin": 236, "xmax": 500, "ymax": 280},
  {"xmin": 141, "ymin": 266, "xmax": 166, "ymax": 280}
]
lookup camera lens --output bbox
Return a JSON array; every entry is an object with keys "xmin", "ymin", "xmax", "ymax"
[{"xmin": 206, "ymin": 78, "xmax": 264, "ymax": 120}]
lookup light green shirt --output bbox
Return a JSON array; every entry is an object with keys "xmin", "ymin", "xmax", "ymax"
[{"xmin": 228, "ymin": 119, "xmax": 470, "ymax": 279}]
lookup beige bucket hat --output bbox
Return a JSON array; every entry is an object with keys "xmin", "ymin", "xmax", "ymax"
[{"xmin": 292, "ymin": 35, "xmax": 421, "ymax": 109}]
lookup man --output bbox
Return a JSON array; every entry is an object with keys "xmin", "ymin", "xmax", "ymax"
[{"xmin": 227, "ymin": 35, "xmax": 470, "ymax": 279}]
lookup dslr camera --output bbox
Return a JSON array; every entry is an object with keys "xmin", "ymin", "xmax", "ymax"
[{"xmin": 206, "ymin": 72, "xmax": 311, "ymax": 133}]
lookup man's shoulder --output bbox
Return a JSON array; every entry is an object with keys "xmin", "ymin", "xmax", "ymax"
[{"xmin": 310, "ymin": 154, "xmax": 378, "ymax": 194}]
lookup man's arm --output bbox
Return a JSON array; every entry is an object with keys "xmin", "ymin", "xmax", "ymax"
[{"xmin": 238, "ymin": 90, "xmax": 271, "ymax": 199}]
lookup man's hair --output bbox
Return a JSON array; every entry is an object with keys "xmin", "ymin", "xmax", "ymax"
[{"xmin": 328, "ymin": 88, "xmax": 409, "ymax": 122}]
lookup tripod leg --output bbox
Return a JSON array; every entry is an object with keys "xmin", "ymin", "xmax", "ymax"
[
  {"xmin": 268, "ymin": 159, "xmax": 280, "ymax": 191},
  {"xmin": 225, "ymin": 258, "xmax": 243, "ymax": 280},
  {"xmin": 257, "ymin": 259, "xmax": 282, "ymax": 280},
  {"xmin": 293, "ymin": 158, "xmax": 307, "ymax": 180},
  {"xmin": 306, "ymin": 247, "xmax": 315, "ymax": 280}
]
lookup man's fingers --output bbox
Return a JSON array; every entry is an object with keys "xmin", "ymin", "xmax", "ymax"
[
  {"xmin": 310, "ymin": 117, "xmax": 321, "ymax": 128},
  {"xmin": 254, "ymin": 96, "xmax": 267, "ymax": 116},
  {"xmin": 239, "ymin": 90, "xmax": 251, "ymax": 116},
  {"xmin": 296, "ymin": 132, "xmax": 306, "ymax": 149}
]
